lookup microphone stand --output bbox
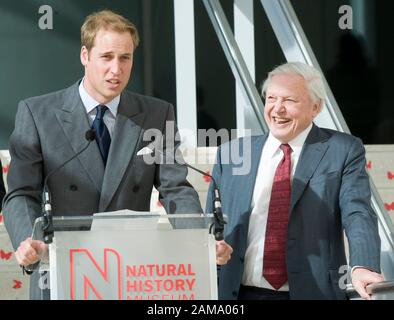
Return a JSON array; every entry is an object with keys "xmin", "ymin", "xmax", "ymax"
[
  {"xmin": 41, "ymin": 183, "xmax": 53, "ymax": 244},
  {"xmin": 137, "ymin": 138, "xmax": 227, "ymax": 240},
  {"xmin": 179, "ymin": 162, "xmax": 226, "ymax": 240},
  {"xmin": 41, "ymin": 129, "xmax": 96, "ymax": 244},
  {"xmin": 158, "ymin": 147, "xmax": 226, "ymax": 241}
]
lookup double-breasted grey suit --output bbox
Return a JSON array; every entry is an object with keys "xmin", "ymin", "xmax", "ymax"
[
  {"xmin": 3, "ymin": 81, "xmax": 202, "ymax": 299},
  {"xmin": 206, "ymin": 124, "xmax": 381, "ymax": 300}
]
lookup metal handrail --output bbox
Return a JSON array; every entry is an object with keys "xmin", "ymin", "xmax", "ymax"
[
  {"xmin": 202, "ymin": 0, "xmax": 269, "ymax": 133},
  {"xmin": 346, "ymin": 280, "xmax": 394, "ymax": 299}
]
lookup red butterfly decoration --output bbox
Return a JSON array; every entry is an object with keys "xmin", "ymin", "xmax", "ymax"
[
  {"xmin": 365, "ymin": 161, "xmax": 372, "ymax": 170},
  {"xmin": 0, "ymin": 249, "xmax": 12, "ymax": 260},
  {"xmin": 203, "ymin": 171, "xmax": 211, "ymax": 183},
  {"xmin": 384, "ymin": 202, "xmax": 394, "ymax": 211},
  {"xmin": 2, "ymin": 165, "xmax": 9, "ymax": 174},
  {"xmin": 0, "ymin": 214, "xmax": 3, "ymax": 223},
  {"xmin": 12, "ymin": 280, "xmax": 22, "ymax": 289},
  {"xmin": 156, "ymin": 200, "xmax": 162, "ymax": 208},
  {"xmin": 388, "ymin": 171, "xmax": 394, "ymax": 180}
]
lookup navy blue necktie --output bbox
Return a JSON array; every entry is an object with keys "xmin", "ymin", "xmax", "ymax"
[{"xmin": 92, "ymin": 105, "xmax": 111, "ymax": 165}]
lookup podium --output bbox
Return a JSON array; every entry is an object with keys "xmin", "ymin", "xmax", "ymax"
[{"xmin": 30, "ymin": 211, "xmax": 220, "ymax": 300}]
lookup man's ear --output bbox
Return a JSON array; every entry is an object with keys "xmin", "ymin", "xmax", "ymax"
[
  {"xmin": 80, "ymin": 46, "xmax": 89, "ymax": 66},
  {"xmin": 312, "ymin": 100, "xmax": 322, "ymax": 118}
]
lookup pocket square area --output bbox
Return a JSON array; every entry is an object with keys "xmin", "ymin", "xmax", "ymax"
[{"xmin": 137, "ymin": 146, "xmax": 154, "ymax": 156}]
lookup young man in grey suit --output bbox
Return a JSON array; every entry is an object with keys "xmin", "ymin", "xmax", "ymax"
[
  {"xmin": 206, "ymin": 62, "xmax": 383, "ymax": 300},
  {"xmin": 3, "ymin": 10, "xmax": 232, "ymax": 300}
]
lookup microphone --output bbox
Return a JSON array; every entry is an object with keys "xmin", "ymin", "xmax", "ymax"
[
  {"xmin": 138, "ymin": 141, "xmax": 226, "ymax": 241},
  {"xmin": 41, "ymin": 129, "xmax": 96, "ymax": 244},
  {"xmin": 180, "ymin": 159, "xmax": 226, "ymax": 241}
]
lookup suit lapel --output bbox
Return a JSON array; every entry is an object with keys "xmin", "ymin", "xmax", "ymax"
[
  {"xmin": 289, "ymin": 124, "xmax": 330, "ymax": 213},
  {"xmin": 238, "ymin": 135, "xmax": 267, "ymax": 213},
  {"xmin": 99, "ymin": 92, "xmax": 146, "ymax": 211},
  {"xmin": 55, "ymin": 82, "xmax": 104, "ymax": 193}
]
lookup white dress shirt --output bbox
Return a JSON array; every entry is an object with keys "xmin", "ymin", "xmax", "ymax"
[
  {"xmin": 78, "ymin": 78, "xmax": 119, "ymax": 138},
  {"xmin": 241, "ymin": 123, "xmax": 313, "ymax": 291}
]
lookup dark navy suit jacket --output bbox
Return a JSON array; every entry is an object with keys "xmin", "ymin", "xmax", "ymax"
[{"xmin": 206, "ymin": 124, "xmax": 381, "ymax": 300}]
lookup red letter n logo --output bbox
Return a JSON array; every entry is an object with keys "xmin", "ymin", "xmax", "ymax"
[{"xmin": 69, "ymin": 248, "xmax": 122, "ymax": 300}]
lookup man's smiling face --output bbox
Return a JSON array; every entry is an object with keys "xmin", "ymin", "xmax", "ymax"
[{"xmin": 264, "ymin": 73, "xmax": 320, "ymax": 143}]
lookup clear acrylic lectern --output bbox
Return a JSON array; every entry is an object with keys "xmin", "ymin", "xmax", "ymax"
[{"xmin": 29, "ymin": 211, "xmax": 222, "ymax": 300}]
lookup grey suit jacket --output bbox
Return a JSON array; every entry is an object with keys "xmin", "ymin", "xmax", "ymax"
[
  {"xmin": 3, "ymin": 81, "xmax": 202, "ymax": 299},
  {"xmin": 206, "ymin": 124, "xmax": 381, "ymax": 300}
]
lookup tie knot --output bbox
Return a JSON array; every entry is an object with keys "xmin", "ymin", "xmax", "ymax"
[
  {"xmin": 96, "ymin": 105, "xmax": 108, "ymax": 119},
  {"xmin": 279, "ymin": 143, "xmax": 292, "ymax": 155}
]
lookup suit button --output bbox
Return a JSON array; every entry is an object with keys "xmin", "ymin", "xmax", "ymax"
[
  {"xmin": 232, "ymin": 291, "xmax": 238, "ymax": 297},
  {"xmin": 133, "ymin": 185, "xmax": 140, "ymax": 193},
  {"xmin": 70, "ymin": 185, "xmax": 78, "ymax": 191}
]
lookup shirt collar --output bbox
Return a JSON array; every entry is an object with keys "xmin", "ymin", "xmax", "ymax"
[
  {"xmin": 78, "ymin": 78, "xmax": 120, "ymax": 117},
  {"xmin": 265, "ymin": 123, "xmax": 313, "ymax": 158}
]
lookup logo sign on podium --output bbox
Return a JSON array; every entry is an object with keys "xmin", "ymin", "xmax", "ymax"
[{"xmin": 50, "ymin": 229, "xmax": 217, "ymax": 300}]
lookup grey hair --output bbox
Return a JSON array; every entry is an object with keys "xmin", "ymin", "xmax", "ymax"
[{"xmin": 261, "ymin": 62, "xmax": 326, "ymax": 104}]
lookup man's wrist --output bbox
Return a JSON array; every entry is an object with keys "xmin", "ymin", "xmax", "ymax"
[{"xmin": 351, "ymin": 265, "xmax": 371, "ymax": 275}]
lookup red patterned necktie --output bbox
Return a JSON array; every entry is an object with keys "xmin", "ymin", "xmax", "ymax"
[{"xmin": 263, "ymin": 143, "xmax": 292, "ymax": 290}]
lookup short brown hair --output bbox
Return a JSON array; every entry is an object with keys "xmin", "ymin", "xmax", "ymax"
[{"xmin": 81, "ymin": 10, "xmax": 140, "ymax": 52}]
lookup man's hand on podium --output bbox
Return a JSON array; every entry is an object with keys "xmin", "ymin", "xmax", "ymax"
[
  {"xmin": 216, "ymin": 240, "xmax": 233, "ymax": 265},
  {"xmin": 15, "ymin": 237, "xmax": 48, "ymax": 267}
]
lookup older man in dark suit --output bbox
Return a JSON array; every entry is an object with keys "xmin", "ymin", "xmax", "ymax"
[
  {"xmin": 206, "ymin": 62, "xmax": 383, "ymax": 300},
  {"xmin": 3, "ymin": 10, "xmax": 232, "ymax": 300}
]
